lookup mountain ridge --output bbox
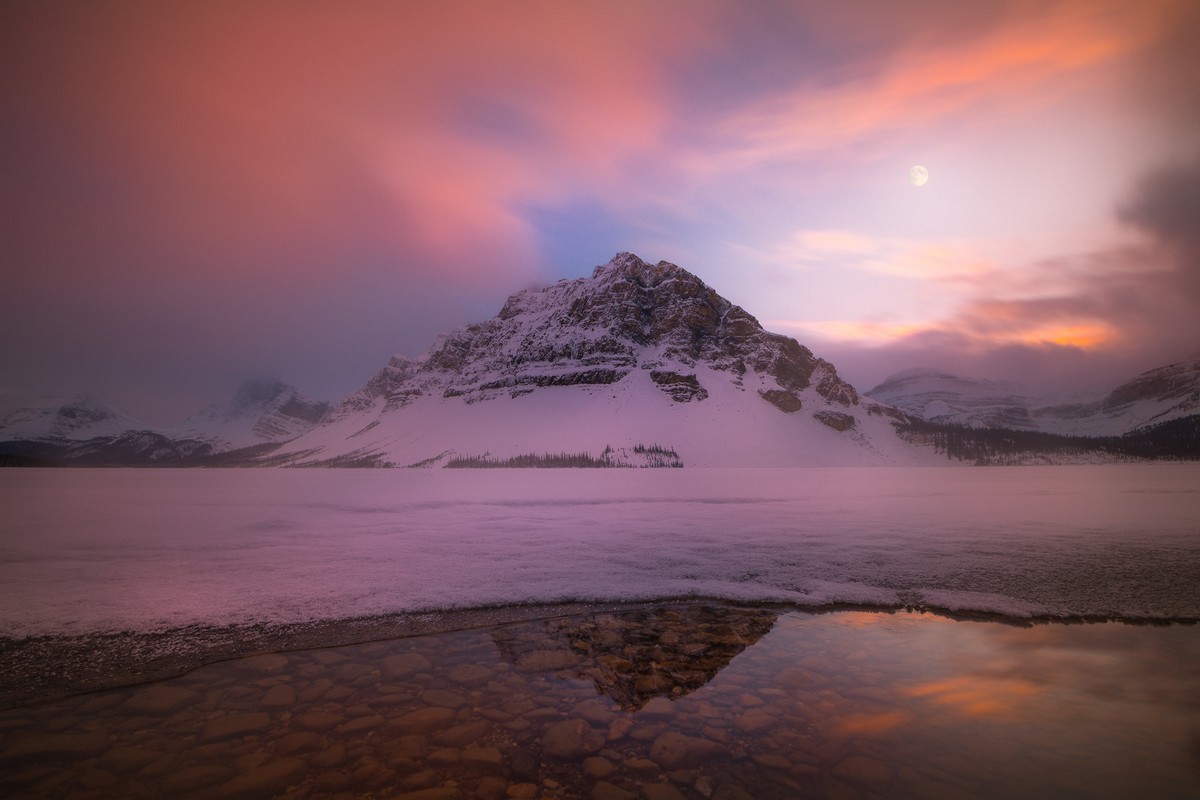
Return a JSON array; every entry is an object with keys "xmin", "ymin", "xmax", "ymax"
[
  {"xmin": 867, "ymin": 356, "xmax": 1200, "ymax": 437},
  {"xmin": 3, "ymin": 253, "xmax": 1197, "ymax": 466},
  {"xmin": 263, "ymin": 253, "xmax": 918, "ymax": 467}
]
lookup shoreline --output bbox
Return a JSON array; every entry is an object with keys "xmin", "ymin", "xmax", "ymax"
[{"xmin": 3, "ymin": 598, "xmax": 1196, "ymax": 712}]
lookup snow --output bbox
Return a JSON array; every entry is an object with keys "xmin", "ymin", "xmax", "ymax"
[
  {"xmin": 276, "ymin": 365, "xmax": 930, "ymax": 467},
  {"xmin": 867, "ymin": 358, "xmax": 1200, "ymax": 436},
  {"xmin": 167, "ymin": 381, "xmax": 329, "ymax": 450},
  {"xmin": 2, "ymin": 464, "xmax": 1198, "ymax": 638},
  {"xmin": 0, "ymin": 396, "xmax": 145, "ymax": 442}
]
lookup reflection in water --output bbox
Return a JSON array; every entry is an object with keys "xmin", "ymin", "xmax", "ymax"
[
  {"xmin": 491, "ymin": 605, "xmax": 777, "ymax": 710},
  {"xmin": 0, "ymin": 605, "xmax": 1197, "ymax": 799},
  {"xmin": 903, "ymin": 675, "xmax": 1041, "ymax": 717}
]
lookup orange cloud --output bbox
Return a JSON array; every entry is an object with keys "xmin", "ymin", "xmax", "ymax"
[
  {"xmin": 766, "ymin": 229, "xmax": 995, "ymax": 282},
  {"xmin": 711, "ymin": 1, "xmax": 1175, "ymax": 165},
  {"xmin": 771, "ymin": 320, "xmax": 933, "ymax": 345},
  {"xmin": 5, "ymin": 2, "xmax": 716, "ymax": 288},
  {"xmin": 779, "ymin": 318, "xmax": 1120, "ymax": 352}
]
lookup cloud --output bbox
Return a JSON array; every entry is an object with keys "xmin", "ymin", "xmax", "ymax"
[
  {"xmin": 695, "ymin": 1, "xmax": 1165, "ymax": 168},
  {"xmin": 784, "ymin": 148, "xmax": 1200, "ymax": 390},
  {"xmin": 775, "ymin": 229, "xmax": 995, "ymax": 281},
  {"xmin": 3, "ymin": 1, "xmax": 1199, "ymax": 416},
  {"xmin": 1, "ymin": 2, "xmax": 724, "ymax": 287},
  {"xmin": 1119, "ymin": 158, "xmax": 1200, "ymax": 302},
  {"xmin": 806, "ymin": 220, "xmax": 1197, "ymax": 392},
  {"xmin": 0, "ymin": 1, "xmax": 720, "ymax": 417}
]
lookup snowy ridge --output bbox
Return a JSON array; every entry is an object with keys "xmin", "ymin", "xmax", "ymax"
[
  {"xmin": 271, "ymin": 253, "xmax": 928, "ymax": 467},
  {"xmin": 867, "ymin": 358, "xmax": 1200, "ymax": 437},
  {"xmin": 0, "ymin": 395, "xmax": 146, "ymax": 442},
  {"xmin": 0, "ymin": 382, "xmax": 331, "ymax": 462},
  {"xmin": 170, "ymin": 380, "xmax": 330, "ymax": 450}
]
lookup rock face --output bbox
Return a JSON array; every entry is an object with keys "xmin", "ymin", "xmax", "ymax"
[
  {"xmin": 340, "ymin": 253, "xmax": 859, "ymax": 412},
  {"xmin": 273, "ymin": 253, "xmax": 913, "ymax": 468}
]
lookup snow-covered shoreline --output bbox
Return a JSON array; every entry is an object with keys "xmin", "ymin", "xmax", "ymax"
[{"xmin": 3, "ymin": 465, "xmax": 1198, "ymax": 641}]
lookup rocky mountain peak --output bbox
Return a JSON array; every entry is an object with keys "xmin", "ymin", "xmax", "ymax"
[{"xmin": 346, "ymin": 252, "xmax": 860, "ymax": 413}]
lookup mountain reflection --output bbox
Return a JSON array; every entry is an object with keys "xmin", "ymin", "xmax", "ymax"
[{"xmin": 491, "ymin": 604, "xmax": 778, "ymax": 711}]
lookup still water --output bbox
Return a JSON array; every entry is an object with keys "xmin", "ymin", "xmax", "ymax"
[{"xmin": 1, "ymin": 605, "xmax": 1197, "ymax": 799}]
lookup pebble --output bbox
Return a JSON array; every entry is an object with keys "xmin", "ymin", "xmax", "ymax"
[
  {"xmin": 0, "ymin": 603, "xmax": 1185, "ymax": 800},
  {"xmin": 200, "ymin": 712, "xmax": 271, "ymax": 743},
  {"xmin": 261, "ymin": 683, "xmax": 297, "ymax": 709},
  {"xmin": 640, "ymin": 783, "xmax": 687, "ymax": 800},
  {"xmin": 122, "ymin": 685, "xmax": 199, "ymax": 715},
  {"xmin": 648, "ymin": 732, "xmax": 724, "ymax": 770},
  {"xmin": 391, "ymin": 706, "xmax": 457, "ymax": 734},
  {"xmin": 542, "ymin": 718, "xmax": 605, "ymax": 759},
  {"xmin": 591, "ymin": 781, "xmax": 635, "ymax": 800}
]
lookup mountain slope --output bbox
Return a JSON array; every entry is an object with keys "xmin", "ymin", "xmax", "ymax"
[
  {"xmin": 0, "ymin": 382, "xmax": 330, "ymax": 465},
  {"xmin": 867, "ymin": 358, "xmax": 1200, "ymax": 437},
  {"xmin": 268, "ymin": 253, "xmax": 930, "ymax": 467},
  {"xmin": 1099, "ymin": 357, "xmax": 1200, "ymax": 432},
  {"xmin": 0, "ymin": 395, "xmax": 145, "ymax": 442},
  {"xmin": 171, "ymin": 380, "xmax": 331, "ymax": 450}
]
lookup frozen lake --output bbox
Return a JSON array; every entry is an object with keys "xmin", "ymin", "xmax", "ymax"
[{"xmin": 2, "ymin": 464, "xmax": 1199, "ymax": 638}]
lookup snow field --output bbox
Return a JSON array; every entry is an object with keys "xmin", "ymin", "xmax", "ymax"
[{"xmin": 1, "ymin": 464, "xmax": 1198, "ymax": 637}]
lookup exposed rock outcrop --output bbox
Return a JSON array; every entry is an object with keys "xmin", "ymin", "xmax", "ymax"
[{"xmin": 337, "ymin": 252, "xmax": 860, "ymax": 414}]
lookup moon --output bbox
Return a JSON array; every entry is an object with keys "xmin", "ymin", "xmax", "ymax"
[{"xmin": 909, "ymin": 165, "xmax": 929, "ymax": 186}]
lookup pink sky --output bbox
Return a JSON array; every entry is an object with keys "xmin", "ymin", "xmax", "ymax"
[{"xmin": 2, "ymin": 1, "xmax": 1198, "ymax": 421}]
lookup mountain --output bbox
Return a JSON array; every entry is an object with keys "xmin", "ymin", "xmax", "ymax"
[
  {"xmin": 1098, "ymin": 357, "xmax": 1200, "ymax": 431},
  {"xmin": 0, "ymin": 395, "xmax": 145, "ymax": 442},
  {"xmin": 264, "ymin": 253, "xmax": 930, "ymax": 467},
  {"xmin": 867, "ymin": 358, "xmax": 1200, "ymax": 437},
  {"xmin": 170, "ymin": 380, "xmax": 331, "ymax": 450},
  {"xmin": 0, "ymin": 382, "xmax": 330, "ymax": 466}
]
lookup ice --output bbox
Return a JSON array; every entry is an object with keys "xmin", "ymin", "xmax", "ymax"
[{"xmin": 1, "ymin": 464, "xmax": 1198, "ymax": 637}]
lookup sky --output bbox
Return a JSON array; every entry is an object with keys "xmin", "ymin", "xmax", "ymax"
[{"xmin": 3, "ymin": 0, "xmax": 1199, "ymax": 424}]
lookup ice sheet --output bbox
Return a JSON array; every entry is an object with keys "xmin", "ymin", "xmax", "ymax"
[{"xmin": 1, "ymin": 465, "xmax": 1198, "ymax": 637}]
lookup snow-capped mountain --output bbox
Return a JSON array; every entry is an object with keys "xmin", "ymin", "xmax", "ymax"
[
  {"xmin": 171, "ymin": 380, "xmax": 331, "ymax": 450},
  {"xmin": 1099, "ymin": 358, "xmax": 1200, "ymax": 431},
  {"xmin": 266, "ymin": 253, "xmax": 931, "ymax": 467},
  {"xmin": 866, "ymin": 357, "xmax": 1200, "ymax": 436},
  {"xmin": 0, "ymin": 395, "xmax": 145, "ymax": 442},
  {"xmin": 0, "ymin": 382, "xmax": 331, "ymax": 466},
  {"xmin": 7, "ymin": 253, "xmax": 1190, "ymax": 468}
]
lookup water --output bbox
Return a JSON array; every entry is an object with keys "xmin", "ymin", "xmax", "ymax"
[{"xmin": 2, "ymin": 604, "xmax": 1197, "ymax": 799}]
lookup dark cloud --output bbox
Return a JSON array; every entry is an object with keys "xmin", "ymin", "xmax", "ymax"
[{"xmin": 1119, "ymin": 158, "xmax": 1200, "ymax": 303}]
